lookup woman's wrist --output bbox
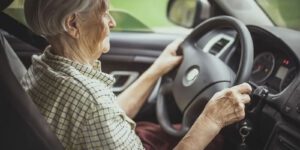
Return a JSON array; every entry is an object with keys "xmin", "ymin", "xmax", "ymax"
[
  {"xmin": 175, "ymin": 114, "xmax": 222, "ymax": 150},
  {"xmin": 197, "ymin": 114, "xmax": 222, "ymax": 133}
]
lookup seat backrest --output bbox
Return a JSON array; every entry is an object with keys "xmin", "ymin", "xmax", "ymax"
[
  {"xmin": 0, "ymin": 0, "xmax": 12, "ymax": 11},
  {"xmin": 0, "ymin": 31, "xmax": 27, "ymax": 80},
  {"xmin": 0, "ymin": 32, "xmax": 64, "ymax": 150}
]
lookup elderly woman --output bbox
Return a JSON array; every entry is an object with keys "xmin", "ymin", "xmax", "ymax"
[{"xmin": 21, "ymin": 0, "xmax": 251, "ymax": 150}]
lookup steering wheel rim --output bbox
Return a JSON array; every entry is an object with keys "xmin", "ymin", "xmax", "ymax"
[{"xmin": 156, "ymin": 16, "xmax": 254, "ymax": 137}]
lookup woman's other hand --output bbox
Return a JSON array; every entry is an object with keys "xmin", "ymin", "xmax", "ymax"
[
  {"xmin": 147, "ymin": 39, "xmax": 183, "ymax": 78},
  {"xmin": 202, "ymin": 83, "xmax": 252, "ymax": 128},
  {"xmin": 175, "ymin": 83, "xmax": 252, "ymax": 150}
]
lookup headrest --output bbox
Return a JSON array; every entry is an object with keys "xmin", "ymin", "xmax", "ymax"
[
  {"xmin": 0, "ymin": 0, "xmax": 13, "ymax": 11},
  {"xmin": 0, "ymin": 31, "xmax": 27, "ymax": 81}
]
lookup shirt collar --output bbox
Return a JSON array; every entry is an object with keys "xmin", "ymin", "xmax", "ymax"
[{"xmin": 41, "ymin": 46, "xmax": 115, "ymax": 87}]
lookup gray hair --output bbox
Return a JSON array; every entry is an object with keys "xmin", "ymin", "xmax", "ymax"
[{"xmin": 24, "ymin": 0, "xmax": 107, "ymax": 37}]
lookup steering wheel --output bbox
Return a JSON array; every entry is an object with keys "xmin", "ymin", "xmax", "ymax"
[{"xmin": 156, "ymin": 16, "xmax": 254, "ymax": 137}]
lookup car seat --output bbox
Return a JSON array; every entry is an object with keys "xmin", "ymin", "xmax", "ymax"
[{"xmin": 0, "ymin": 31, "xmax": 64, "ymax": 149}]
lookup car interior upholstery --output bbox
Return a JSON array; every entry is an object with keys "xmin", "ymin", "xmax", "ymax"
[{"xmin": 0, "ymin": 31, "xmax": 64, "ymax": 149}]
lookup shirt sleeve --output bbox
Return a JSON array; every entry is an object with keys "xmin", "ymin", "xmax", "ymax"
[{"xmin": 75, "ymin": 95, "xmax": 144, "ymax": 150}]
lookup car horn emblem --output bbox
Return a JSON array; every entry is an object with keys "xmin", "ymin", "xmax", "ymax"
[{"xmin": 183, "ymin": 67, "xmax": 200, "ymax": 86}]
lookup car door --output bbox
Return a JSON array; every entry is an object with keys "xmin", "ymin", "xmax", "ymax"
[{"xmin": 106, "ymin": 32, "xmax": 182, "ymax": 120}]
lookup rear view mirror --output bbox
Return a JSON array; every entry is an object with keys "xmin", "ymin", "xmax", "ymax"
[{"xmin": 167, "ymin": 0, "xmax": 211, "ymax": 28}]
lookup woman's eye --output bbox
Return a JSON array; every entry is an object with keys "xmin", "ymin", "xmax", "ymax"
[{"xmin": 104, "ymin": 12, "xmax": 110, "ymax": 18}]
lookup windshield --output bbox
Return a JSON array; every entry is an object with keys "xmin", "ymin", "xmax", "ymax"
[{"xmin": 257, "ymin": 0, "xmax": 300, "ymax": 31}]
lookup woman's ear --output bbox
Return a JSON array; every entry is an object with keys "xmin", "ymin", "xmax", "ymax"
[{"xmin": 64, "ymin": 14, "xmax": 80, "ymax": 39}]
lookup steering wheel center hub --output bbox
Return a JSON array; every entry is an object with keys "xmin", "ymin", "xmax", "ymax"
[{"xmin": 184, "ymin": 66, "xmax": 200, "ymax": 86}]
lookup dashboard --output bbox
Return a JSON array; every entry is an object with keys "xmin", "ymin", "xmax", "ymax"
[
  {"xmin": 249, "ymin": 33, "xmax": 298, "ymax": 94},
  {"xmin": 194, "ymin": 25, "xmax": 300, "ymax": 150},
  {"xmin": 251, "ymin": 51, "xmax": 297, "ymax": 93},
  {"xmin": 197, "ymin": 27, "xmax": 299, "ymax": 94}
]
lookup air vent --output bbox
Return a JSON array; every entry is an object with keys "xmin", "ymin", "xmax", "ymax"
[
  {"xmin": 209, "ymin": 38, "xmax": 230, "ymax": 55},
  {"xmin": 203, "ymin": 34, "xmax": 234, "ymax": 57}
]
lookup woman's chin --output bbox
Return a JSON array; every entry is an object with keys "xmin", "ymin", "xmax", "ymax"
[{"xmin": 102, "ymin": 45, "xmax": 110, "ymax": 53}]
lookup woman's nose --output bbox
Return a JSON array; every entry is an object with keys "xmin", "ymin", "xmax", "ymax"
[{"xmin": 108, "ymin": 14, "xmax": 116, "ymax": 28}]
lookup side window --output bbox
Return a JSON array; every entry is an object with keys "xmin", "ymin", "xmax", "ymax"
[
  {"xmin": 3, "ymin": 0, "xmax": 181, "ymax": 33},
  {"xmin": 110, "ymin": 0, "xmax": 178, "ymax": 33},
  {"xmin": 3, "ymin": 0, "xmax": 26, "ymax": 25}
]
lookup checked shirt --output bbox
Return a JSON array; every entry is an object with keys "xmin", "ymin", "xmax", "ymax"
[{"xmin": 21, "ymin": 47, "xmax": 144, "ymax": 150}]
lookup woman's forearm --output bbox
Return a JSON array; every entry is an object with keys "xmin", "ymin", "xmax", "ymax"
[
  {"xmin": 117, "ymin": 39, "xmax": 182, "ymax": 118},
  {"xmin": 117, "ymin": 69, "xmax": 160, "ymax": 118},
  {"xmin": 175, "ymin": 114, "xmax": 221, "ymax": 150}
]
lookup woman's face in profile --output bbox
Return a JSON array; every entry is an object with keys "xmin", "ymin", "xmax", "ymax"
[
  {"xmin": 79, "ymin": 4, "xmax": 116, "ymax": 61},
  {"xmin": 100, "ymin": 10, "xmax": 116, "ymax": 54}
]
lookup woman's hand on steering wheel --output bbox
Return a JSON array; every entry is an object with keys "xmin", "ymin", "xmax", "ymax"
[
  {"xmin": 147, "ymin": 39, "xmax": 183, "ymax": 78},
  {"xmin": 201, "ymin": 83, "xmax": 252, "ymax": 128}
]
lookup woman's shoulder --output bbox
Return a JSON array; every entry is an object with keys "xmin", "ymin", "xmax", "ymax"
[{"xmin": 22, "ymin": 52, "xmax": 116, "ymax": 103}]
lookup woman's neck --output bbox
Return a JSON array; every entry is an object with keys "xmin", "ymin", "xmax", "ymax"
[{"xmin": 48, "ymin": 36, "xmax": 95, "ymax": 65}]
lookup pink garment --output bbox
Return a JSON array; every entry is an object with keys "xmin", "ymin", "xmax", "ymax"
[{"xmin": 135, "ymin": 122, "xmax": 224, "ymax": 150}]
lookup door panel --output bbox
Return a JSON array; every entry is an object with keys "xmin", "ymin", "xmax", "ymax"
[
  {"xmin": 103, "ymin": 32, "xmax": 181, "ymax": 92},
  {"xmin": 103, "ymin": 32, "xmax": 181, "ymax": 121}
]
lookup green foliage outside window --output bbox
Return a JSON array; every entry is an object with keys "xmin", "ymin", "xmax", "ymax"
[
  {"xmin": 4, "ymin": 0, "xmax": 299, "ymax": 33},
  {"xmin": 3, "ymin": 0, "xmax": 177, "ymax": 33}
]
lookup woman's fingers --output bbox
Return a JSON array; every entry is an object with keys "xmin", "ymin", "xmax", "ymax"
[
  {"xmin": 221, "ymin": 84, "xmax": 250, "ymax": 125},
  {"xmin": 232, "ymin": 83, "xmax": 252, "ymax": 94},
  {"xmin": 230, "ymin": 83, "xmax": 251, "ymax": 104},
  {"xmin": 224, "ymin": 103, "xmax": 246, "ymax": 125},
  {"xmin": 202, "ymin": 83, "xmax": 252, "ymax": 128},
  {"xmin": 235, "ymin": 102, "xmax": 245, "ymax": 113},
  {"xmin": 235, "ymin": 103, "xmax": 246, "ymax": 120},
  {"xmin": 165, "ymin": 38, "xmax": 183, "ymax": 54},
  {"xmin": 222, "ymin": 105, "xmax": 245, "ymax": 126},
  {"xmin": 240, "ymin": 94, "xmax": 251, "ymax": 104}
]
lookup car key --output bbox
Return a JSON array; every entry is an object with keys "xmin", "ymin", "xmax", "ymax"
[{"xmin": 237, "ymin": 125, "xmax": 251, "ymax": 150}]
